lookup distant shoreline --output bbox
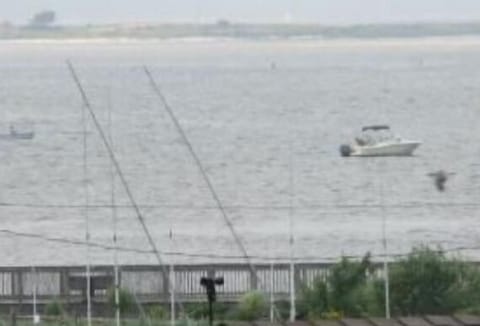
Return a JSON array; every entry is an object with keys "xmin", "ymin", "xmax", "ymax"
[
  {"xmin": 3, "ymin": 35, "xmax": 480, "ymax": 48},
  {"xmin": 2, "ymin": 22, "xmax": 480, "ymax": 41}
]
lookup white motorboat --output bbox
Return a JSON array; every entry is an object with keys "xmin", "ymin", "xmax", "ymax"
[
  {"xmin": 0, "ymin": 125, "xmax": 35, "ymax": 140},
  {"xmin": 340, "ymin": 125, "xmax": 421, "ymax": 157}
]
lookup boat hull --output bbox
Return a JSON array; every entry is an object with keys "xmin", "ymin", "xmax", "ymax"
[
  {"xmin": 350, "ymin": 141, "xmax": 420, "ymax": 157},
  {"xmin": 0, "ymin": 132, "xmax": 34, "ymax": 140}
]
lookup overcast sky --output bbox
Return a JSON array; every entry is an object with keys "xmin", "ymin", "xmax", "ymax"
[{"xmin": 4, "ymin": 0, "xmax": 480, "ymax": 25}]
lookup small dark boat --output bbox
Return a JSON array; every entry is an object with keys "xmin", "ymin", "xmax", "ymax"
[{"xmin": 0, "ymin": 125, "xmax": 35, "ymax": 140}]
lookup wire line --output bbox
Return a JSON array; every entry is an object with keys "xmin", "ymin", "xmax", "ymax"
[
  {"xmin": 1, "ymin": 201, "xmax": 479, "ymax": 210},
  {"xmin": 1, "ymin": 227, "xmax": 479, "ymax": 263}
]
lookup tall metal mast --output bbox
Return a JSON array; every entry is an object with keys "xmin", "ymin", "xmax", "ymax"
[
  {"xmin": 107, "ymin": 89, "xmax": 121, "ymax": 326},
  {"xmin": 288, "ymin": 142, "xmax": 296, "ymax": 322},
  {"xmin": 82, "ymin": 97, "xmax": 92, "ymax": 326}
]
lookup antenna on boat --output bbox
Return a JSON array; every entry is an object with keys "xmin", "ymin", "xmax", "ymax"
[{"xmin": 107, "ymin": 87, "xmax": 121, "ymax": 326}]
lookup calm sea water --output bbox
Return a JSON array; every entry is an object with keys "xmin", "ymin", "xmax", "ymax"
[{"xmin": 0, "ymin": 38, "xmax": 479, "ymax": 266}]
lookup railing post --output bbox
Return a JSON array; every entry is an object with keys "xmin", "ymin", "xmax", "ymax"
[
  {"xmin": 250, "ymin": 265, "xmax": 257, "ymax": 290},
  {"xmin": 163, "ymin": 265, "xmax": 170, "ymax": 300},
  {"xmin": 269, "ymin": 262, "xmax": 274, "ymax": 322},
  {"xmin": 16, "ymin": 270, "xmax": 23, "ymax": 307},
  {"xmin": 294, "ymin": 264, "xmax": 301, "ymax": 294},
  {"xmin": 11, "ymin": 270, "xmax": 24, "ymax": 299},
  {"xmin": 10, "ymin": 306, "xmax": 16, "ymax": 326},
  {"xmin": 18, "ymin": 271, "xmax": 23, "ymax": 297},
  {"xmin": 10, "ymin": 271, "xmax": 16, "ymax": 298},
  {"xmin": 207, "ymin": 267, "xmax": 215, "ymax": 279},
  {"xmin": 60, "ymin": 268, "xmax": 69, "ymax": 298}
]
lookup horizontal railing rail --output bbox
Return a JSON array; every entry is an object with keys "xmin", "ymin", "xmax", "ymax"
[{"xmin": 0, "ymin": 262, "xmax": 390, "ymax": 303}]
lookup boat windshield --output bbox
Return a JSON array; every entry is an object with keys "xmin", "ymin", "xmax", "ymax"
[
  {"xmin": 361, "ymin": 125, "xmax": 390, "ymax": 132},
  {"xmin": 356, "ymin": 129, "xmax": 395, "ymax": 145}
]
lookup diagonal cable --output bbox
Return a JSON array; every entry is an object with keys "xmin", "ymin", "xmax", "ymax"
[
  {"xmin": 67, "ymin": 61, "xmax": 164, "ymax": 266},
  {"xmin": 1, "ymin": 228, "xmax": 479, "ymax": 262},
  {"xmin": 144, "ymin": 67, "xmax": 254, "ymax": 273},
  {"xmin": 66, "ymin": 61, "xmax": 188, "ymax": 320},
  {"xmin": 144, "ymin": 67, "xmax": 289, "ymax": 325}
]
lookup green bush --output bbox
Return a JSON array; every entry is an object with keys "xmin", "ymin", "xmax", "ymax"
[
  {"xmin": 454, "ymin": 263, "xmax": 480, "ymax": 314},
  {"xmin": 45, "ymin": 299, "xmax": 64, "ymax": 316},
  {"xmin": 299, "ymin": 253, "xmax": 376, "ymax": 318},
  {"xmin": 186, "ymin": 302, "xmax": 230, "ymax": 320},
  {"xmin": 291, "ymin": 247, "xmax": 480, "ymax": 318},
  {"xmin": 107, "ymin": 287, "xmax": 135, "ymax": 314},
  {"xmin": 298, "ymin": 278, "xmax": 329, "ymax": 319},
  {"xmin": 389, "ymin": 246, "xmax": 474, "ymax": 315},
  {"xmin": 147, "ymin": 305, "xmax": 169, "ymax": 320},
  {"xmin": 236, "ymin": 291, "xmax": 266, "ymax": 321},
  {"xmin": 271, "ymin": 300, "xmax": 291, "ymax": 320},
  {"xmin": 328, "ymin": 253, "xmax": 373, "ymax": 316}
]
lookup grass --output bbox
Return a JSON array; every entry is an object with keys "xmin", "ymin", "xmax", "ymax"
[{"xmin": 0, "ymin": 316, "xmax": 213, "ymax": 326}]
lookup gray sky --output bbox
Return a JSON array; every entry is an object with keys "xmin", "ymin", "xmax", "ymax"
[{"xmin": 3, "ymin": 0, "xmax": 480, "ymax": 25}]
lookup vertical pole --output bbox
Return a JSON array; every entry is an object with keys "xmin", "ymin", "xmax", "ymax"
[
  {"xmin": 32, "ymin": 266, "xmax": 38, "ymax": 324},
  {"xmin": 378, "ymin": 1, "xmax": 390, "ymax": 317},
  {"xmin": 383, "ymin": 230, "xmax": 390, "ymax": 319},
  {"xmin": 108, "ymin": 90, "xmax": 121, "ymax": 326},
  {"xmin": 208, "ymin": 299, "xmax": 213, "ymax": 326},
  {"xmin": 289, "ymin": 260, "xmax": 295, "ymax": 322},
  {"xmin": 288, "ymin": 142, "xmax": 296, "ymax": 322},
  {"xmin": 114, "ymin": 252, "xmax": 120, "ymax": 326},
  {"xmin": 379, "ymin": 160, "xmax": 390, "ymax": 319},
  {"xmin": 269, "ymin": 261, "xmax": 274, "ymax": 323},
  {"xmin": 10, "ymin": 307, "xmax": 16, "ymax": 326},
  {"xmin": 170, "ymin": 230, "xmax": 175, "ymax": 326},
  {"xmin": 82, "ymin": 102, "xmax": 92, "ymax": 326},
  {"xmin": 170, "ymin": 264, "xmax": 175, "ymax": 326}
]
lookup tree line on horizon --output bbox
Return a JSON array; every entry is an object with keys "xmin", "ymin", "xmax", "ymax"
[{"xmin": 3, "ymin": 12, "xmax": 480, "ymax": 39}]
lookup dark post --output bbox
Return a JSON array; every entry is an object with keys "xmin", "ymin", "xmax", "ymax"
[
  {"xmin": 208, "ymin": 297, "xmax": 213, "ymax": 326},
  {"xmin": 10, "ymin": 307, "xmax": 16, "ymax": 326},
  {"xmin": 200, "ymin": 276, "xmax": 224, "ymax": 326}
]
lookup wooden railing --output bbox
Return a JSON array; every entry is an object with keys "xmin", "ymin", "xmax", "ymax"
[{"xmin": 0, "ymin": 263, "xmax": 337, "ymax": 303}]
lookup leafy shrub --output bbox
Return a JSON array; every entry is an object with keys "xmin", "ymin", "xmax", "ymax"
[
  {"xmin": 299, "ymin": 253, "xmax": 375, "ymax": 318},
  {"xmin": 389, "ymin": 246, "xmax": 471, "ymax": 315},
  {"xmin": 298, "ymin": 247, "xmax": 480, "ymax": 318},
  {"xmin": 107, "ymin": 287, "xmax": 135, "ymax": 314},
  {"xmin": 272, "ymin": 300, "xmax": 292, "ymax": 320},
  {"xmin": 186, "ymin": 302, "xmax": 230, "ymax": 320},
  {"xmin": 147, "ymin": 305, "xmax": 169, "ymax": 320},
  {"xmin": 328, "ymin": 253, "xmax": 373, "ymax": 316},
  {"xmin": 236, "ymin": 291, "xmax": 266, "ymax": 321},
  {"xmin": 45, "ymin": 299, "xmax": 64, "ymax": 316},
  {"xmin": 321, "ymin": 310, "xmax": 343, "ymax": 320},
  {"xmin": 298, "ymin": 278, "xmax": 329, "ymax": 319}
]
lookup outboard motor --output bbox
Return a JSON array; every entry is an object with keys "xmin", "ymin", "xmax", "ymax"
[{"xmin": 339, "ymin": 144, "xmax": 352, "ymax": 157}]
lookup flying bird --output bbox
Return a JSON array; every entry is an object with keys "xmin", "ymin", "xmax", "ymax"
[{"xmin": 427, "ymin": 170, "xmax": 455, "ymax": 192}]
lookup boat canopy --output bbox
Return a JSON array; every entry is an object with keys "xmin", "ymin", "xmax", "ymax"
[{"xmin": 362, "ymin": 125, "xmax": 390, "ymax": 132}]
